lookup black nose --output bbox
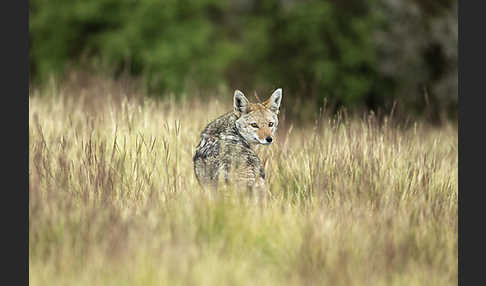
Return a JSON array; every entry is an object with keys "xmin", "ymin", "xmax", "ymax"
[{"xmin": 266, "ymin": 137, "xmax": 273, "ymax": 143}]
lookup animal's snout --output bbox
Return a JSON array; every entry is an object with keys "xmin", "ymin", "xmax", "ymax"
[{"xmin": 265, "ymin": 136, "xmax": 273, "ymax": 143}]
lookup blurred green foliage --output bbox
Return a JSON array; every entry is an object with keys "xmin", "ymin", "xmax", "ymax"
[
  {"xmin": 30, "ymin": 0, "xmax": 235, "ymax": 93},
  {"xmin": 29, "ymin": 0, "xmax": 457, "ymax": 121}
]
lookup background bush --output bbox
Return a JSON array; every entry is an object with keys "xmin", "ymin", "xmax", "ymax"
[{"xmin": 29, "ymin": 0, "xmax": 457, "ymax": 123}]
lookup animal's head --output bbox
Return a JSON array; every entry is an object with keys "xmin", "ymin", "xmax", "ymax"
[{"xmin": 233, "ymin": 88, "xmax": 282, "ymax": 146}]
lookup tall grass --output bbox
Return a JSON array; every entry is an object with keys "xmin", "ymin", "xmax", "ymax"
[{"xmin": 29, "ymin": 78, "xmax": 457, "ymax": 285}]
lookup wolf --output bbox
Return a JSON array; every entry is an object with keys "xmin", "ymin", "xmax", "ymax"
[{"xmin": 193, "ymin": 88, "xmax": 282, "ymax": 192}]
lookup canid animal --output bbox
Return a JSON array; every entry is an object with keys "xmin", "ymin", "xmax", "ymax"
[{"xmin": 193, "ymin": 88, "xmax": 282, "ymax": 191}]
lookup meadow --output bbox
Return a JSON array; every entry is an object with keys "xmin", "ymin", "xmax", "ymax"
[{"xmin": 29, "ymin": 77, "xmax": 457, "ymax": 285}]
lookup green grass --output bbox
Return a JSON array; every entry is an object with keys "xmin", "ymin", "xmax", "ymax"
[{"xmin": 29, "ymin": 78, "xmax": 457, "ymax": 285}]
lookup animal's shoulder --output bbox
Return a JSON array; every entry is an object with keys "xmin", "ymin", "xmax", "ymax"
[
  {"xmin": 194, "ymin": 134, "xmax": 220, "ymax": 161},
  {"xmin": 195, "ymin": 111, "xmax": 257, "ymax": 163},
  {"xmin": 201, "ymin": 112, "xmax": 238, "ymax": 137}
]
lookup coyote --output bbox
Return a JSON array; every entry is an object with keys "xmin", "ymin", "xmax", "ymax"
[{"xmin": 193, "ymin": 88, "xmax": 282, "ymax": 191}]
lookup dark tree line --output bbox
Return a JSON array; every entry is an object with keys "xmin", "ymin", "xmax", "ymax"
[{"xmin": 30, "ymin": 0, "xmax": 457, "ymax": 123}]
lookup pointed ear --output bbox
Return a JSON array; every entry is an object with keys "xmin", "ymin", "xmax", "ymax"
[
  {"xmin": 264, "ymin": 88, "xmax": 282, "ymax": 114},
  {"xmin": 234, "ymin": 90, "xmax": 250, "ymax": 114}
]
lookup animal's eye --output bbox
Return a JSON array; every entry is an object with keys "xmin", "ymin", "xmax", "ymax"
[
  {"xmin": 268, "ymin": 122, "xmax": 274, "ymax": 127},
  {"xmin": 250, "ymin": 123, "xmax": 259, "ymax": 128}
]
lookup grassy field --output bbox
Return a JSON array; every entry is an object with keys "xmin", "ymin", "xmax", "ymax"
[{"xmin": 29, "ymin": 78, "xmax": 457, "ymax": 285}]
